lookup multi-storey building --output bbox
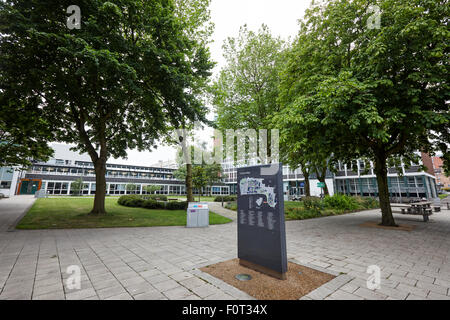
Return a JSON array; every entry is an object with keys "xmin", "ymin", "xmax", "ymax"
[
  {"xmin": 7, "ymin": 143, "xmax": 230, "ymax": 197},
  {"xmin": 222, "ymin": 152, "xmax": 439, "ymax": 201},
  {"xmin": 333, "ymin": 152, "xmax": 438, "ymax": 200},
  {"xmin": 1, "ymin": 144, "xmax": 438, "ymax": 201}
]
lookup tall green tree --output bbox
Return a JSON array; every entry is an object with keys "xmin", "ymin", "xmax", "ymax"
[
  {"xmin": 210, "ymin": 24, "xmax": 286, "ymax": 164},
  {"xmin": 0, "ymin": 0, "xmax": 214, "ymax": 214},
  {"xmin": 192, "ymin": 165, "xmax": 207, "ymax": 201},
  {"xmin": 0, "ymin": 90, "xmax": 54, "ymax": 168},
  {"xmin": 276, "ymin": 0, "xmax": 449, "ymax": 226}
]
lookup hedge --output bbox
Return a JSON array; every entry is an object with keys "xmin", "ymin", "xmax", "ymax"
[
  {"xmin": 214, "ymin": 195, "xmax": 237, "ymax": 202},
  {"xmin": 118, "ymin": 195, "xmax": 187, "ymax": 210}
]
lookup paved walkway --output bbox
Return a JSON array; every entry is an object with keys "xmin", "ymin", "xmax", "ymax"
[
  {"xmin": 0, "ymin": 198, "xmax": 450, "ymax": 300},
  {"xmin": 208, "ymin": 202, "xmax": 237, "ymax": 221},
  {"xmin": 0, "ymin": 196, "xmax": 35, "ymax": 232}
]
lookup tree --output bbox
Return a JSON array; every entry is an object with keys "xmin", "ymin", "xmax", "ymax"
[
  {"xmin": 0, "ymin": 0, "xmax": 214, "ymax": 214},
  {"xmin": 192, "ymin": 165, "xmax": 208, "ymax": 201},
  {"xmin": 0, "ymin": 95, "xmax": 54, "ymax": 168},
  {"xmin": 210, "ymin": 24, "xmax": 286, "ymax": 164},
  {"xmin": 71, "ymin": 178, "xmax": 84, "ymax": 196},
  {"xmin": 204, "ymin": 163, "xmax": 225, "ymax": 196},
  {"xmin": 144, "ymin": 185, "xmax": 160, "ymax": 195},
  {"xmin": 126, "ymin": 183, "xmax": 137, "ymax": 194},
  {"xmin": 276, "ymin": 0, "xmax": 449, "ymax": 226}
]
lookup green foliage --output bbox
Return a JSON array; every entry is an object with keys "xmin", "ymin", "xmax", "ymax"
[
  {"xmin": 118, "ymin": 195, "xmax": 186, "ymax": 210},
  {"xmin": 0, "ymin": 0, "xmax": 214, "ymax": 214},
  {"xmin": 118, "ymin": 195, "xmax": 144, "ymax": 207},
  {"xmin": 192, "ymin": 166, "xmax": 208, "ymax": 192},
  {"xmin": 143, "ymin": 194, "xmax": 168, "ymax": 201},
  {"xmin": 144, "ymin": 185, "xmax": 161, "ymax": 194},
  {"xmin": 211, "ymin": 24, "xmax": 286, "ymax": 131},
  {"xmin": 0, "ymin": 97, "xmax": 54, "ymax": 167},
  {"xmin": 214, "ymin": 195, "xmax": 237, "ymax": 202},
  {"xmin": 126, "ymin": 184, "xmax": 137, "ymax": 192},
  {"xmin": 302, "ymin": 196, "xmax": 324, "ymax": 212},
  {"xmin": 165, "ymin": 201, "xmax": 189, "ymax": 210},
  {"xmin": 142, "ymin": 200, "xmax": 165, "ymax": 209},
  {"xmin": 274, "ymin": 0, "xmax": 449, "ymax": 225},
  {"xmin": 71, "ymin": 178, "xmax": 84, "ymax": 196},
  {"xmin": 323, "ymin": 194, "xmax": 359, "ymax": 211}
]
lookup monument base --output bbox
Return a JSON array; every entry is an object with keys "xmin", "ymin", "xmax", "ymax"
[{"xmin": 239, "ymin": 259, "xmax": 287, "ymax": 280}]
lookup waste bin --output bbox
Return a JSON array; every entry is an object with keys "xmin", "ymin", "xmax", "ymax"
[{"xmin": 187, "ymin": 202, "xmax": 209, "ymax": 228}]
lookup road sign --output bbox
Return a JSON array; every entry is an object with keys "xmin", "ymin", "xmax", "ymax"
[
  {"xmin": 317, "ymin": 182, "xmax": 326, "ymax": 188},
  {"xmin": 237, "ymin": 163, "xmax": 287, "ymax": 280}
]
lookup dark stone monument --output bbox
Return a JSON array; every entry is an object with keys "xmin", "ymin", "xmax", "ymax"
[{"xmin": 237, "ymin": 163, "xmax": 288, "ymax": 280}]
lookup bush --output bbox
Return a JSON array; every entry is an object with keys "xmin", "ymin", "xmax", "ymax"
[
  {"xmin": 323, "ymin": 194, "xmax": 359, "ymax": 210},
  {"xmin": 142, "ymin": 200, "xmax": 164, "ymax": 209},
  {"xmin": 118, "ymin": 195, "xmax": 143, "ymax": 207},
  {"xmin": 118, "ymin": 195, "xmax": 187, "ymax": 210},
  {"xmin": 165, "ymin": 201, "xmax": 188, "ymax": 210},
  {"xmin": 143, "ymin": 194, "xmax": 168, "ymax": 201},
  {"xmin": 354, "ymin": 196, "xmax": 379, "ymax": 209},
  {"xmin": 214, "ymin": 195, "xmax": 236, "ymax": 202},
  {"xmin": 302, "ymin": 196, "xmax": 323, "ymax": 211}
]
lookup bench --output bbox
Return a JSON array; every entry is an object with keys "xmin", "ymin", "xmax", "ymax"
[
  {"xmin": 168, "ymin": 198, "xmax": 178, "ymax": 201},
  {"xmin": 391, "ymin": 203, "xmax": 433, "ymax": 222}
]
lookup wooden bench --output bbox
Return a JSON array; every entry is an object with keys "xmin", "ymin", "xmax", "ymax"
[
  {"xmin": 168, "ymin": 198, "xmax": 179, "ymax": 201},
  {"xmin": 391, "ymin": 203, "xmax": 433, "ymax": 222}
]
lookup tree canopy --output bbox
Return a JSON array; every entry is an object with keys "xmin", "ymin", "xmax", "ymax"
[
  {"xmin": 275, "ymin": 0, "xmax": 449, "ymax": 225},
  {"xmin": 0, "ymin": 0, "xmax": 214, "ymax": 213}
]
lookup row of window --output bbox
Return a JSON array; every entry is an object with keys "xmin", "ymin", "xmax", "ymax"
[
  {"xmin": 31, "ymin": 166, "xmax": 175, "ymax": 179},
  {"xmin": 43, "ymin": 182, "xmax": 230, "ymax": 195}
]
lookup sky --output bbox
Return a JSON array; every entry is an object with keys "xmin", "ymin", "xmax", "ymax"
[{"xmin": 64, "ymin": 0, "xmax": 312, "ymax": 166}]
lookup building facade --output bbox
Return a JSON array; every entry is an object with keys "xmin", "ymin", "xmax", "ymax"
[
  {"xmin": 432, "ymin": 156, "xmax": 450, "ymax": 191},
  {"xmin": 9, "ymin": 143, "xmax": 230, "ymax": 197},
  {"xmin": 1, "ymin": 144, "xmax": 439, "ymax": 201}
]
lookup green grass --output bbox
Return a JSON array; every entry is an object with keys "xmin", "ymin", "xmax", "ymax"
[
  {"xmin": 439, "ymin": 194, "xmax": 448, "ymax": 200},
  {"xmin": 17, "ymin": 197, "xmax": 232, "ymax": 230}
]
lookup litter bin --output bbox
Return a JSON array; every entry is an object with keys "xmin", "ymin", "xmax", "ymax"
[{"xmin": 187, "ymin": 202, "xmax": 209, "ymax": 228}]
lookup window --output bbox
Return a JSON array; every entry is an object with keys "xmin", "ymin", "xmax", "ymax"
[{"xmin": 0, "ymin": 181, "xmax": 11, "ymax": 188}]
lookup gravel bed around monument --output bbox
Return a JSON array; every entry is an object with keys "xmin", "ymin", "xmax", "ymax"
[{"xmin": 201, "ymin": 258, "xmax": 335, "ymax": 300}]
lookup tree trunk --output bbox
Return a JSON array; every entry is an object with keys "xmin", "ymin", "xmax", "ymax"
[
  {"xmin": 374, "ymin": 153, "xmax": 397, "ymax": 226},
  {"xmin": 90, "ymin": 157, "xmax": 107, "ymax": 215},
  {"xmin": 186, "ymin": 163, "xmax": 194, "ymax": 202},
  {"xmin": 304, "ymin": 171, "xmax": 311, "ymax": 197},
  {"xmin": 316, "ymin": 166, "xmax": 329, "ymax": 196}
]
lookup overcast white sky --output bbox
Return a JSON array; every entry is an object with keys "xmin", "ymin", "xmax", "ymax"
[{"xmin": 91, "ymin": 0, "xmax": 312, "ymax": 166}]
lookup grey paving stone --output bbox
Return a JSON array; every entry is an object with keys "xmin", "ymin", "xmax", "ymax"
[{"xmin": 65, "ymin": 288, "xmax": 97, "ymax": 300}]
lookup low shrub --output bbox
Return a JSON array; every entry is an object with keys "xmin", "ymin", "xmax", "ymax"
[
  {"xmin": 354, "ymin": 196, "xmax": 379, "ymax": 209},
  {"xmin": 214, "ymin": 195, "xmax": 237, "ymax": 202},
  {"xmin": 302, "ymin": 196, "xmax": 323, "ymax": 211},
  {"xmin": 142, "ymin": 199, "xmax": 164, "ymax": 209},
  {"xmin": 143, "ymin": 194, "xmax": 168, "ymax": 201},
  {"xmin": 323, "ymin": 194, "xmax": 359, "ymax": 210},
  {"xmin": 118, "ymin": 195, "xmax": 185, "ymax": 210},
  {"xmin": 165, "ymin": 201, "xmax": 188, "ymax": 210}
]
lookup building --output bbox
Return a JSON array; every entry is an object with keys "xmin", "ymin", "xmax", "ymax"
[
  {"xmin": 432, "ymin": 156, "xmax": 450, "ymax": 191},
  {"xmin": 11, "ymin": 143, "xmax": 230, "ymax": 197},
  {"xmin": 1, "ymin": 143, "xmax": 439, "ymax": 201},
  {"xmin": 0, "ymin": 166, "xmax": 21, "ymax": 197},
  {"xmin": 222, "ymin": 152, "xmax": 439, "ymax": 201},
  {"xmin": 333, "ymin": 152, "xmax": 439, "ymax": 201}
]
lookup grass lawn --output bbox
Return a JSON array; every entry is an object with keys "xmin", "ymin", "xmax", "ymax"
[{"xmin": 17, "ymin": 197, "xmax": 232, "ymax": 230}]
